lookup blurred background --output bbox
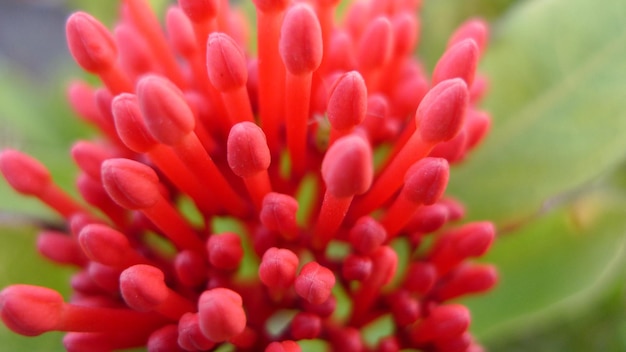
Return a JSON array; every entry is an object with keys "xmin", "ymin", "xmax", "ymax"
[{"xmin": 1, "ymin": 0, "xmax": 625, "ymax": 350}]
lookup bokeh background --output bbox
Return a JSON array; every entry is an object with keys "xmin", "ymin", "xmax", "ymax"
[{"xmin": 1, "ymin": 0, "xmax": 626, "ymax": 350}]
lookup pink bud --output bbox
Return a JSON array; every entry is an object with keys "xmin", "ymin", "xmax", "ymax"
[
  {"xmin": 206, "ymin": 233, "xmax": 244, "ymax": 270},
  {"xmin": 330, "ymin": 327, "xmax": 364, "ymax": 352},
  {"xmin": 416, "ymin": 78, "xmax": 469, "ymax": 144},
  {"xmin": 290, "ymin": 312, "xmax": 322, "ymax": 340},
  {"xmin": 429, "ymin": 222, "xmax": 495, "ymax": 275},
  {"xmin": 301, "ymin": 295, "xmax": 337, "ymax": 318},
  {"xmin": 440, "ymin": 197, "xmax": 466, "ymax": 221},
  {"xmin": 36, "ymin": 231, "xmax": 87, "ymax": 267},
  {"xmin": 78, "ymin": 224, "xmax": 137, "ymax": 268},
  {"xmin": 178, "ymin": 0, "xmax": 219, "ymax": 23},
  {"xmin": 321, "ymin": 135, "xmax": 373, "ymax": 198},
  {"xmin": 358, "ymin": 16, "xmax": 393, "ymax": 70},
  {"xmin": 174, "ymin": 250, "xmax": 208, "ymax": 287},
  {"xmin": 137, "ymin": 75, "xmax": 196, "ymax": 145},
  {"xmin": 429, "ymin": 129, "xmax": 468, "ymax": 163},
  {"xmin": 434, "ymin": 332, "xmax": 472, "ymax": 352},
  {"xmin": 71, "ymin": 141, "xmax": 115, "ymax": 180},
  {"xmin": 349, "ymin": 216, "xmax": 387, "ymax": 255},
  {"xmin": 454, "ymin": 222, "xmax": 495, "ymax": 258},
  {"xmin": 206, "ymin": 33, "xmax": 248, "ymax": 91},
  {"xmin": 115, "ymin": 24, "xmax": 156, "ymax": 78},
  {"xmin": 259, "ymin": 247, "xmax": 299, "ymax": 289},
  {"xmin": 327, "ymin": 71, "xmax": 368, "ymax": 132},
  {"xmin": 465, "ymin": 110, "xmax": 492, "ymax": 149},
  {"xmin": 279, "ymin": 3, "xmax": 323, "ymax": 75},
  {"xmin": 391, "ymin": 13, "xmax": 420, "ymax": 57},
  {"xmin": 87, "ymin": 262, "xmax": 122, "ymax": 293},
  {"xmin": 436, "ymin": 264, "xmax": 498, "ymax": 301},
  {"xmin": 227, "ymin": 122, "xmax": 271, "ymax": 178},
  {"xmin": 326, "ymin": 30, "xmax": 357, "ymax": 71},
  {"xmin": 259, "ymin": 193, "xmax": 299, "ymax": 239},
  {"xmin": 411, "ymin": 304, "xmax": 470, "ymax": 343},
  {"xmin": 402, "ymin": 158, "xmax": 449, "ymax": 205},
  {"xmin": 432, "ymin": 39, "xmax": 479, "ymax": 86},
  {"xmin": 266, "ymin": 340, "xmax": 301, "ymax": 352},
  {"xmin": 148, "ymin": 325, "xmax": 183, "ymax": 352},
  {"xmin": 0, "ymin": 149, "xmax": 51, "ymax": 196},
  {"xmin": 66, "ymin": 12, "xmax": 117, "ymax": 72},
  {"xmin": 448, "ymin": 18, "xmax": 489, "ymax": 56},
  {"xmin": 166, "ymin": 7, "xmax": 198, "ymax": 57},
  {"xmin": 294, "ymin": 262, "xmax": 336, "ymax": 304},
  {"xmin": 388, "ymin": 290, "xmax": 420, "ymax": 326},
  {"xmin": 111, "ymin": 93, "xmax": 159, "ymax": 153},
  {"xmin": 101, "ymin": 158, "xmax": 160, "ymax": 210},
  {"xmin": 0, "ymin": 285, "xmax": 63, "ymax": 336},
  {"xmin": 360, "ymin": 94, "xmax": 394, "ymax": 143},
  {"xmin": 404, "ymin": 204, "xmax": 449, "ymax": 234},
  {"xmin": 67, "ymin": 81, "xmax": 99, "ymax": 124},
  {"xmin": 178, "ymin": 312, "xmax": 216, "ymax": 350},
  {"xmin": 229, "ymin": 327, "xmax": 257, "ymax": 349},
  {"xmin": 198, "ymin": 288, "xmax": 247, "ymax": 342},
  {"xmin": 404, "ymin": 262, "xmax": 437, "ymax": 294},
  {"xmin": 119, "ymin": 265, "xmax": 168, "ymax": 312},
  {"xmin": 342, "ymin": 254, "xmax": 373, "ymax": 281}
]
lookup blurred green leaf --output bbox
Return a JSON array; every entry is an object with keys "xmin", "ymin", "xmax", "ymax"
[
  {"xmin": 419, "ymin": 0, "xmax": 519, "ymax": 68},
  {"xmin": 464, "ymin": 186, "xmax": 626, "ymax": 344},
  {"xmin": 0, "ymin": 61, "xmax": 89, "ymax": 219},
  {"xmin": 486, "ymin": 279, "xmax": 626, "ymax": 352},
  {"xmin": 0, "ymin": 227, "xmax": 75, "ymax": 352},
  {"xmin": 448, "ymin": 0, "xmax": 626, "ymax": 224}
]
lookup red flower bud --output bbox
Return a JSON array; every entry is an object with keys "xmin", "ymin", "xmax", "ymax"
[
  {"xmin": 148, "ymin": 325, "xmax": 184, "ymax": 352},
  {"xmin": 36, "ymin": 231, "xmax": 87, "ymax": 267},
  {"xmin": 0, "ymin": 149, "xmax": 51, "ymax": 196},
  {"xmin": 207, "ymin": 33, "xmax": 248, "ymax": 91},
  {"xmin": 433, "ymin": 39, "xmax": 479, "ymax": 86},
  {"xmin": 448, "ymin": 18, "xmax": 489, "ymax": 56},
  {"xmin": 66, "ymin": 12, "xmax": 117, "ymax": 73},
  {"xmin": 259, "ymin": 247, "xmax": 299, "ymax": 289},
  {"xmin": 178, "ymin": 0, "xmax": 219, "ymax": 23},
  {"xmin": 178, "ymin": 312, "xmax": 216, "ymax": 350},
  {"xmin": 435, "ymin": 264, "xmax": 498, "ymax": 301},
  {"xmin": 198, "ymin": 288, "xmax": 247, "ymax": 342},
  {"xmin": 349, "ymin": 216, "xmax": 387, "ymax": 255},
  {"xmin": 207, "ymin": 233, "xmax": 244, "ymax": 270},
  {"xmin": 322, "ymin": 135, "xmax": 373, "ymax": 198},
  {"xmin": 227, "ymin": 121, "xmax": 271, "ymax": 178},
  {"xmin": 410, "ymin": 304, "xmax": 470, "ymax": 344},
  {"xmin": 101, "ymin": 158, "xmax": 160, "ymax": 210},
  {"xmin": 137, "ymin": 75, "xmax": 196, "ymax": 145},
  {"xmin": 266, "ymin": 340, "xmax": 301, "ymax": 352},
  {"xmin": 290, "ymin": 312, "xmax": 322, "ymax": 340},
  {"xmin": 279, "ymin": 3, "xmax": 323, "ymax": 75},
  {"xmin": 416, "ymin": 78, "xmax": 469, "ymax": 144},
  {"xmin": 294, "ymin": 262, "xmax": 336, "ymax": 305},
  {"xmin": 342, "ymin": 254, "xmax": 373, "ymax": 281},
  {"xmin": 327, "ymin": 71, "xmax": 368, "ymax": 132}
]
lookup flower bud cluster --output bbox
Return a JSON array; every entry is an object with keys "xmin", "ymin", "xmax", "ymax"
[{"xmin": 0, "ymin": 0, "xmax": 496, "ymax": 351}]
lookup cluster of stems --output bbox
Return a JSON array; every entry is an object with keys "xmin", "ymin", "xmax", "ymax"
[{"xmin": 0, "ymin": 0, "xmax": 497, "ymax": 351}]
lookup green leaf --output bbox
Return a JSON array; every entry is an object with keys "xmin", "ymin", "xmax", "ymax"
[
  {"xmin": 0, "ymin": 227, "xmax": 75, "ymax": 352},
  {"xmin": 464, "ymin": 187, "xmax": 626, "ymax": 344},
  {"xmin": 448, "ymin": 0, "xmax": 626, "ymax": 224},
  {"xmin": 419, "ymin": 0, "xmax": 520, "ymax": 69},
  {"xmin": 0, "ymin": 61, "xmax": 88, "ymax": 219}
]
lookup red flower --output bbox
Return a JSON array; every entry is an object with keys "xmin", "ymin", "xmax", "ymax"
[{"xmin": 0, "ymin": 0, "xmax": 496, "ymax": 351}]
